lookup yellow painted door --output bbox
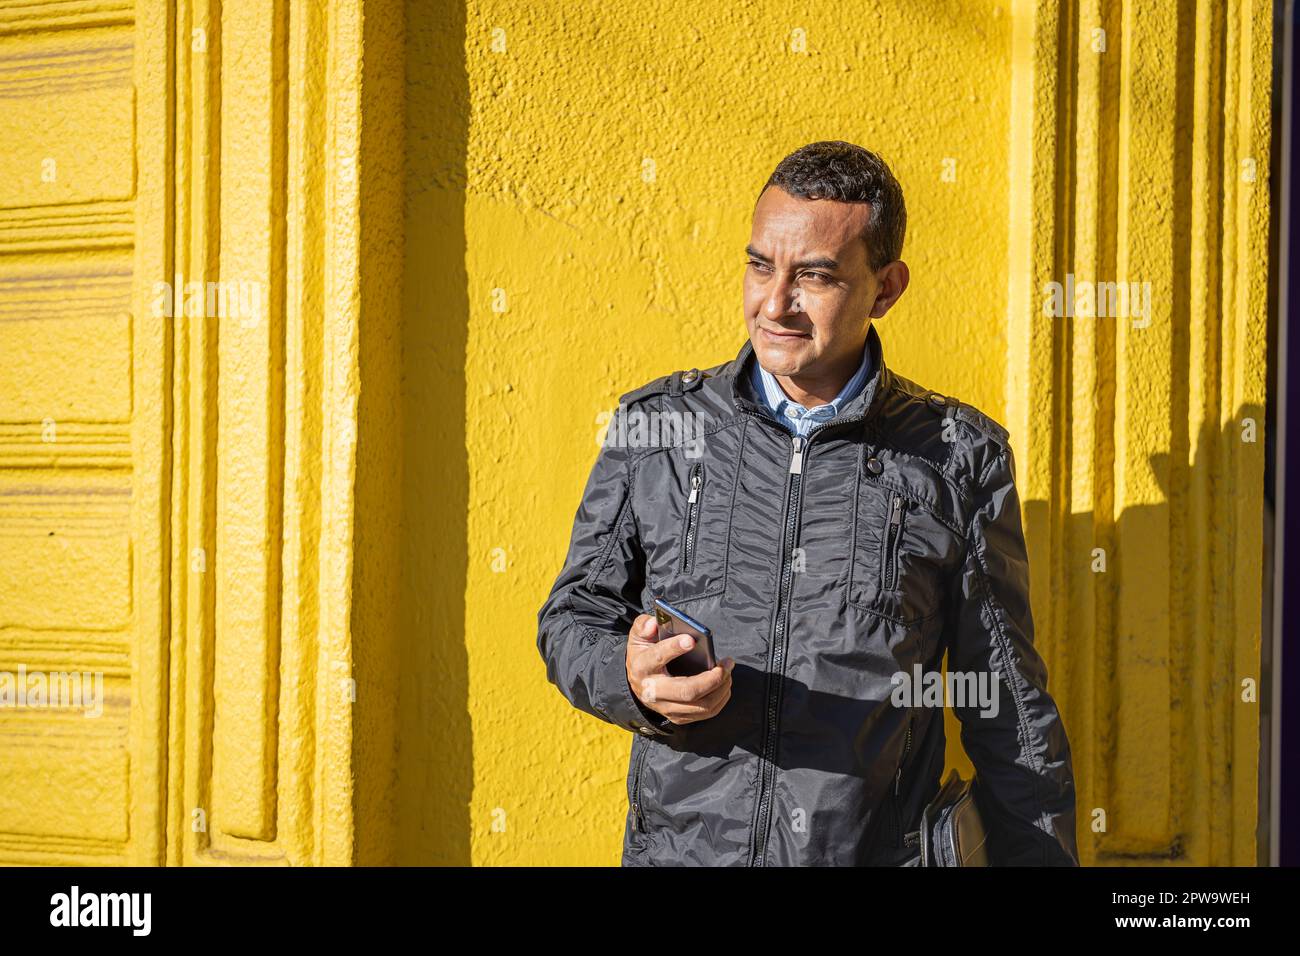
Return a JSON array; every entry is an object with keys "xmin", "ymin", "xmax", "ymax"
[
  {"xmin": 0, "ymin": 2, "xmax": 169, "ymax": 865},
  {"xmin": 0, "ymin": 0, "xmax": 390, "ymax": 866}
]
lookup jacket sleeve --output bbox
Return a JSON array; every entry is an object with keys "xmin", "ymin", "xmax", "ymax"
[
  {"xmin": 946, "ymin": 443, "xmax": 1079, "ymax": 866},
  {"xmin": 537, "ymin": 409, "xmax": 678, "ymax": 738}
]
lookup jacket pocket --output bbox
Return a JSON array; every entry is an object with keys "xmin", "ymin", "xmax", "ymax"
[
  {"xmin": 890, "ymin": 714, "xmax": 914, "ymax": 847},
  {"xmin": 678, "ymin": 463, "xmax": 705, "ymax": 574},
  {"xmin": 630, "ymin": 736, "xmax": 651, "ymax": 833},
  {"xmin": 639, "ymin": 446, "xmax": 734, "ymax": 602},
  {"xmin": 880, "ymin": 492, "xmax": 906, "ymax": 591},
  {"xmin": 849, "ymin": 457, "xmax": 958, "ymax": 626}
]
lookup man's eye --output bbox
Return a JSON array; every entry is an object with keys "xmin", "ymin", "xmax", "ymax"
[
  {"xmin": 747, "ymin": 260, "xmax": 771, "ymax": 272},
  {"xmin": 804, "ymin": 272, "xmax": 832, "ymax": 284}
]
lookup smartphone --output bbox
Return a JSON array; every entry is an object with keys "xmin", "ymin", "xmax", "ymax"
[{"xmin": 652, "ymin": 597, "xmax": 718, "ymax": 677}]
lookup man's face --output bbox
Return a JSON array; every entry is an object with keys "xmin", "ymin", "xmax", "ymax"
[{"xmin": 743, "ymin": 186, "xmax": 907, "ymax": 380}]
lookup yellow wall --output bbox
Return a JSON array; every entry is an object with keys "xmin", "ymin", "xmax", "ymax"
[{"xmin": 0, "ymin": 0, "xmax": 1273, "ymax": 866}]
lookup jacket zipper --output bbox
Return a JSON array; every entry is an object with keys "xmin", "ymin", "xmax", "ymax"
[
  {"xmin": 631, "ymin": 738, "xmax": 650, "ymax": 832},
  {"xmin": 892, "ymin": 718, "xmax": 913, "ymax": 846},
  {"xmin": 737, "ymin": 376, "xmax": 880, "ymax": 864},
  {"xmin": 749, "ymin": 431, "xmax": 809, "ymax": 866},
  {"xmin": 679, "ymin": 463, "xmax": 704, "ymax": 573},
  {"xmin": 882, "ymin": 492, "xmax": 904, "ymax": 590}
]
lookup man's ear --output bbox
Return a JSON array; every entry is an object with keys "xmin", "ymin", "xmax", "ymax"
[{"xmin": 868, "ymin": 260, "xmax": 910, "ymax": 318}]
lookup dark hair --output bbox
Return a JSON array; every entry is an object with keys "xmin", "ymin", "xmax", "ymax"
[{"xmin": 759, "ymin": 141, "xmax": 906, "ymax": 270}]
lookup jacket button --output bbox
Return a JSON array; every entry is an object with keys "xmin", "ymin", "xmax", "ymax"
[
  {"xmin": 681, "ymin": 369, "xmax": 698, "ymax": 384},
  {"xmin": 928, "ymin": 392, "xmax": 946, "ymax": 407},
  {"xmin": 866, "ymin": 456, "xmax": 883, "ymax": 475},
  {"xmin": 639, "ymin": 726, "xmax": 655, "ymax": 735}
]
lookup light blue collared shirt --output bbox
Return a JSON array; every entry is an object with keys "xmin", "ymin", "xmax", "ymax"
[{"xmin": 751, "ymin": 337, "xmax": 874, "ymax": 438}]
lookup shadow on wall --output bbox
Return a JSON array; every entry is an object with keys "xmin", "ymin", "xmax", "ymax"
[
  {"xmin": 397, "ymin": 0, "xmax": 471, "ymax": 864},
  {"xmin": 1001, "ymin": 407, "xmax": 1266, "ymax": 866}
]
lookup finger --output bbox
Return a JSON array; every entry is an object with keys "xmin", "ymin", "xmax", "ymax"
[
  {"xmin": 672, "ymin": 661, "xmax": 731, "ymax": 701},
  {"xmin": 685, "ymin": 674, "xmax": 732, "ymax": 714},
  {"xmin": 627, "ymin": 614, "xmax": 659, "ymax": 648},
  {"xmin": 657, "ymin": 681, "xmax": 733, "ymax": 724},
  {"xmin": 627, "ymin": 620, "xmax": 672, "ymax": 684},
  {"xmin": 648, "ymin": 632, "xmax": 700, "ymax": 671},
  {"xmin": 651, "ymin": 662, "xmax": 734, "ymax": 721},
  {"xmin": 628, "ymin": 631, "xmax": 688, "ymax": 682},
  {"xmin": 643, "ymin": 661, "xmax": 729, "ymax": 704}
]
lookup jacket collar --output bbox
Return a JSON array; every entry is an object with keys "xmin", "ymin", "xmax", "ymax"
[{"xmin": 728, "ymin": 322, "xmax": 890, "ymax": 435}]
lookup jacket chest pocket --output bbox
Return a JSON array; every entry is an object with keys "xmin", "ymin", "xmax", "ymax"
[
  {"xmin": 848, "ymin": 460, "xmax": 959, "ymax": 627},
  {"xmin": 642, "ymin": 455, "xmax": 730, "ymax": 603},
  {"xmin": 678, "ymin": 462, "xmax": 705, "ymax": 574}
]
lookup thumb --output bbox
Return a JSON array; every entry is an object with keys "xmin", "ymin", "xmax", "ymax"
[{"xmin": 629, "ymin": 613, "xmax": 659, "ymax": 646}]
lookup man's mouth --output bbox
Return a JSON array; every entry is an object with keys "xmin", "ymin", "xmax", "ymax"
[{"xmin": 760, "ymin": 326, "xmax": 812, "ymax": 341}]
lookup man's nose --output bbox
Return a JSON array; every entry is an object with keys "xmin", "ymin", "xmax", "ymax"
[{"xmin": 764, "ymin": 281, "xmax": 803, "ymax": 318}]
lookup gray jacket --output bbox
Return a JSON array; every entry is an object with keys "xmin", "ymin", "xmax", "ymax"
[{"xmin": 536, "ymin": 323, "xmax": 1079, "ymax": 866}]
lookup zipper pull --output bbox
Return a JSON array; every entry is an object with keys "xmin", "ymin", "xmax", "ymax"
[
  {"xmin": 789, "ymin": 435, "xmax": 806, "ymax": 475},
  {"xmin": 889, "ymin": 494, "xmax": 903, "ymax": 527},
  {"xmin": 895, "ymin": 767, "xmax": 902, "ymax": 797},
  {"xmin": 687, "ymin": 470, "xmax": 701, "ymax": 503}
]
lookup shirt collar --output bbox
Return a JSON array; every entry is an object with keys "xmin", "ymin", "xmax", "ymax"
[{"xmin": 750, "ymin": 333, "xmax": 875, "ymax": 426}]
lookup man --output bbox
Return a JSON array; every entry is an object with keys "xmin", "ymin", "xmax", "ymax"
[{"xmin": 536, "ymin": 140, "xmax": 1079, "ymax": 866}]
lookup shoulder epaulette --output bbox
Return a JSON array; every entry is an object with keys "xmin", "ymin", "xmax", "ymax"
[
  {"xmin": 618, "ymin": 367, "xmax": 705, "ymax": 406},
  {"xmin": 947, "ymin": 397, "xmax": 1010, "ymax": 446},
  {"xmin": 909, "ymin": 387, "xmax": 1011, "ymax": 447}
]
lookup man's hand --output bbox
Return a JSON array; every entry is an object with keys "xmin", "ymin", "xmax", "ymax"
[{"xmin": 626, "ymin": 614, "xmax": 734, "ymax": 726}]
